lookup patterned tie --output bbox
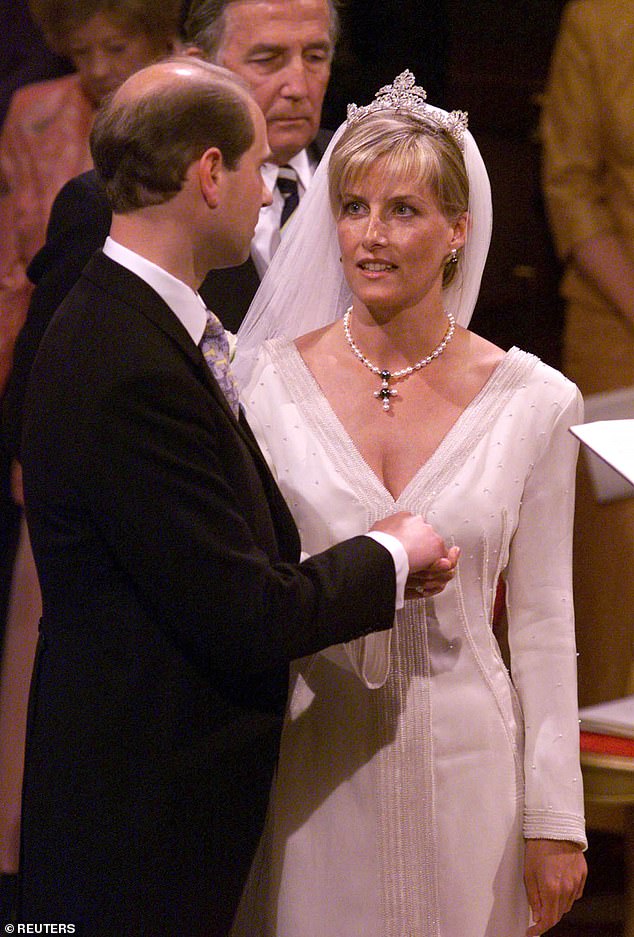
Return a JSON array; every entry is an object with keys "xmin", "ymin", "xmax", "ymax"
[
  {"xmin": 200, "ymin": 308, "xmax": 240, "ymax": 417},
  {"xmin": 276, "ymin": 165, "xmax": 300, "ymax": 228}
]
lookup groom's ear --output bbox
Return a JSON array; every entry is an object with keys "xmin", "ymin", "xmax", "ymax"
[{"xmin": 197, "ymin": 147, "xmax": 224, "ymax": 210}]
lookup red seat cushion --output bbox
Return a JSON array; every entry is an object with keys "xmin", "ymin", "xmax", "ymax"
[{"xmin": 580, "ymin": 731, "xmax": 634, "ymax": 759}]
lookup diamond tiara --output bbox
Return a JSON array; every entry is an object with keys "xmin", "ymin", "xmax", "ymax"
[{"xmin": 346, "ymin": 69, "xmax": 468, "ymax": 151}]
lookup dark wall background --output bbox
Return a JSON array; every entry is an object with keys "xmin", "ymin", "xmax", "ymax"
[
  {"xmin": 325, "ymin": 0, "xmax": 569, "ymax": 367},
  {"xmin": 324, "ymin": 0, "xmax": 449, "ymax": 123}
]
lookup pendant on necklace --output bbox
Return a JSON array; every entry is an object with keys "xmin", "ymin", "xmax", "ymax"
[
  {"xmin": 374, "ymin": 370, "xmax": 398, "ymax": 411},
  {"xmin": 343, "ymin": 307, "xmax": 456, "ymax": 414}
]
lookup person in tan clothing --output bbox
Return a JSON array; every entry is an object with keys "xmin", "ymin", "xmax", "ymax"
[{"xmin": 541, "ymin": 0, "xmax": 634, "ymax": 706}]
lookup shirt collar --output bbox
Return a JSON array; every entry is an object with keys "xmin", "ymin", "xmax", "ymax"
[
  {"xmin": 103, "ymin": 236, "xmax": 208, "ymax": 345},
  {"xmin": 260, "ymin": 147, "xmax": 313, "ymax": 195}
]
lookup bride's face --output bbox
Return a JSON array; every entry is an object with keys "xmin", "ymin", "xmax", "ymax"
[{"xmin": 336, "ymin": 160, "xmax": 466, "ymax": 315}]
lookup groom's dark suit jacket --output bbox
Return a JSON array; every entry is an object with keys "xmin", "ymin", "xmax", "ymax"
[{"xmin": 17, "ymin": 250, "xmax": 395, "ymax": 935}]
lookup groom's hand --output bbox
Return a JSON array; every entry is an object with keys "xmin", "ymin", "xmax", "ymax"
[{"xmin": 371, "ymin": 512, "xmax": 455, "ymax": 573}]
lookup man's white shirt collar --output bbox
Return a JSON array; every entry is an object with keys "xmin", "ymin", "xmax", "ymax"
[
  {"xmin": 259, "ymin": 148, "xmax": 313, "ymax": 196},
  {"xmin": 103, "ymin": 236, "xmax": 208, "ymax": 345}
]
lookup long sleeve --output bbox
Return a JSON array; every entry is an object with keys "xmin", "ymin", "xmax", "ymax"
[
  {"xmin": 0, "ymin": 88, "xmax": 49, "ymax": 378},
  {"xmin": 505, "ymin": 380, "xmax": 587, "ymax": 846},
  {"xmin": 0, "ymin": 102, "xmax": 34, "ymax": 391}
]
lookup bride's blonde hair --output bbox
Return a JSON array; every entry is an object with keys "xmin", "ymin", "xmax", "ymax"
[{"xmin": 328, "ymin": 111, "xmax": 469, "ymax": 286}]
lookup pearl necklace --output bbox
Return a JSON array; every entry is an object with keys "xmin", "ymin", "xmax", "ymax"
[{"xmin": 343, "ymin": 307, "xmax": 456, "ymax": 411}]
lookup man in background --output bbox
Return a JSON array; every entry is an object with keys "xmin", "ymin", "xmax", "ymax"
[{"xmin": 9, "ymin": 0, "xmax": 336, "ymax": 356}]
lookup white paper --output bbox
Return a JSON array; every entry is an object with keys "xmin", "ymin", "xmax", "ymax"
[
  {"xmin": 570, "ymin": 384, "xmax": 634, "ymax": 502},
  {"xmin": 570, "ymin": 419, "xmax": 634, "ymax": 489},
  {"xmin": 579, "ymin": 695, "xmax": 634, "ymax": 740}
]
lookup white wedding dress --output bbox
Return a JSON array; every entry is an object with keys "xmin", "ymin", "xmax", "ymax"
[{"xmin": 234, "ymin": 340, "xmax": 586, "ymax": 937}]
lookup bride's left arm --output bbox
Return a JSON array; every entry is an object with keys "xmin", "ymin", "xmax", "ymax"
[{"xmin": 505, "ymin": 375, "xmax": 587, "ymax": 848}]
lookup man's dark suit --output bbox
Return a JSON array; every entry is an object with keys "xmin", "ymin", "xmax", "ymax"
[{"xmin": 17, "ymin": 250, "xmax": 395, "ymax": 935}]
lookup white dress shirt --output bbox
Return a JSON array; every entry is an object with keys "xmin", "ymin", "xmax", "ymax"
[{"xmin": 103, "ymin": 236, "xmax": 208, "ymax": 344}]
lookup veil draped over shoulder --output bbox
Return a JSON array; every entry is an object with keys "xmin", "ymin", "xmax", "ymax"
[{"xmin": 233, "ymin": 100, "xmax": 493, "ymax": 390}]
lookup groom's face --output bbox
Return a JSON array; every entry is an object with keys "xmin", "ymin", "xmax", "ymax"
[
  {"xmin": 212, "ymin": 99, "xmax": 273, "ymax": 267},
  {"xmin": 215, "ymin": 0, "xmax": 333, "ymax": 165}
]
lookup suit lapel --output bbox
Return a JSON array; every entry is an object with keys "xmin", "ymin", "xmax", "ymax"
[
  {"xmin": 81, "ymin": 252, "xmax": 299, "ymax": 560},
  {"xmin": 84, "ymin": 252, "xmax": 200, "ymax": 362},
  {"xmin": 83, "ymin": 252, "xmax": 241, "ymax": 419},
  {"xmin": 82, "ymin": 252, "xmax": 275, "ymax": 456}
]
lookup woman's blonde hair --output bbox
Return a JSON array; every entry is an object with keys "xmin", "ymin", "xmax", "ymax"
[{"xmin": 328, "ymin": 111, "xmax": 469, "ymax": 286}]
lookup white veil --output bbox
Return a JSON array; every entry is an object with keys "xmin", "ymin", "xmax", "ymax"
[{"xmin": 233, "ymin": 100, "xmax": 493, "ymax": 390}]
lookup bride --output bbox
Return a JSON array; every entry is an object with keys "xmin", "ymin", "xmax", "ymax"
[{"xmin": 233, "ymin": 72, "xmax": 587, "ymax": 936}]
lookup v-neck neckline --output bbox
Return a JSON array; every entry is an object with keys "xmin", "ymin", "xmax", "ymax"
[{"xmin": 266, "ymin": 341, "xmax": 537, "ymax": 506}]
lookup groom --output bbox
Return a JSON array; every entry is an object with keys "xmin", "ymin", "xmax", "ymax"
[{"xmin": 16, "ymin": 59, "xmax": 454, "ymax": 935}]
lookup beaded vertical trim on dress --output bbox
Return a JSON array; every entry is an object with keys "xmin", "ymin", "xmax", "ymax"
[{"xmin": 371, "ymin": 600, "xmax": 441, "ymax": 936}]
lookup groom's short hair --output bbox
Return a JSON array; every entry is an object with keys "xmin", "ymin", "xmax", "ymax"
[{"xmin": 90, "ymin": 58, "xmax": 254, "ymax": 212}]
